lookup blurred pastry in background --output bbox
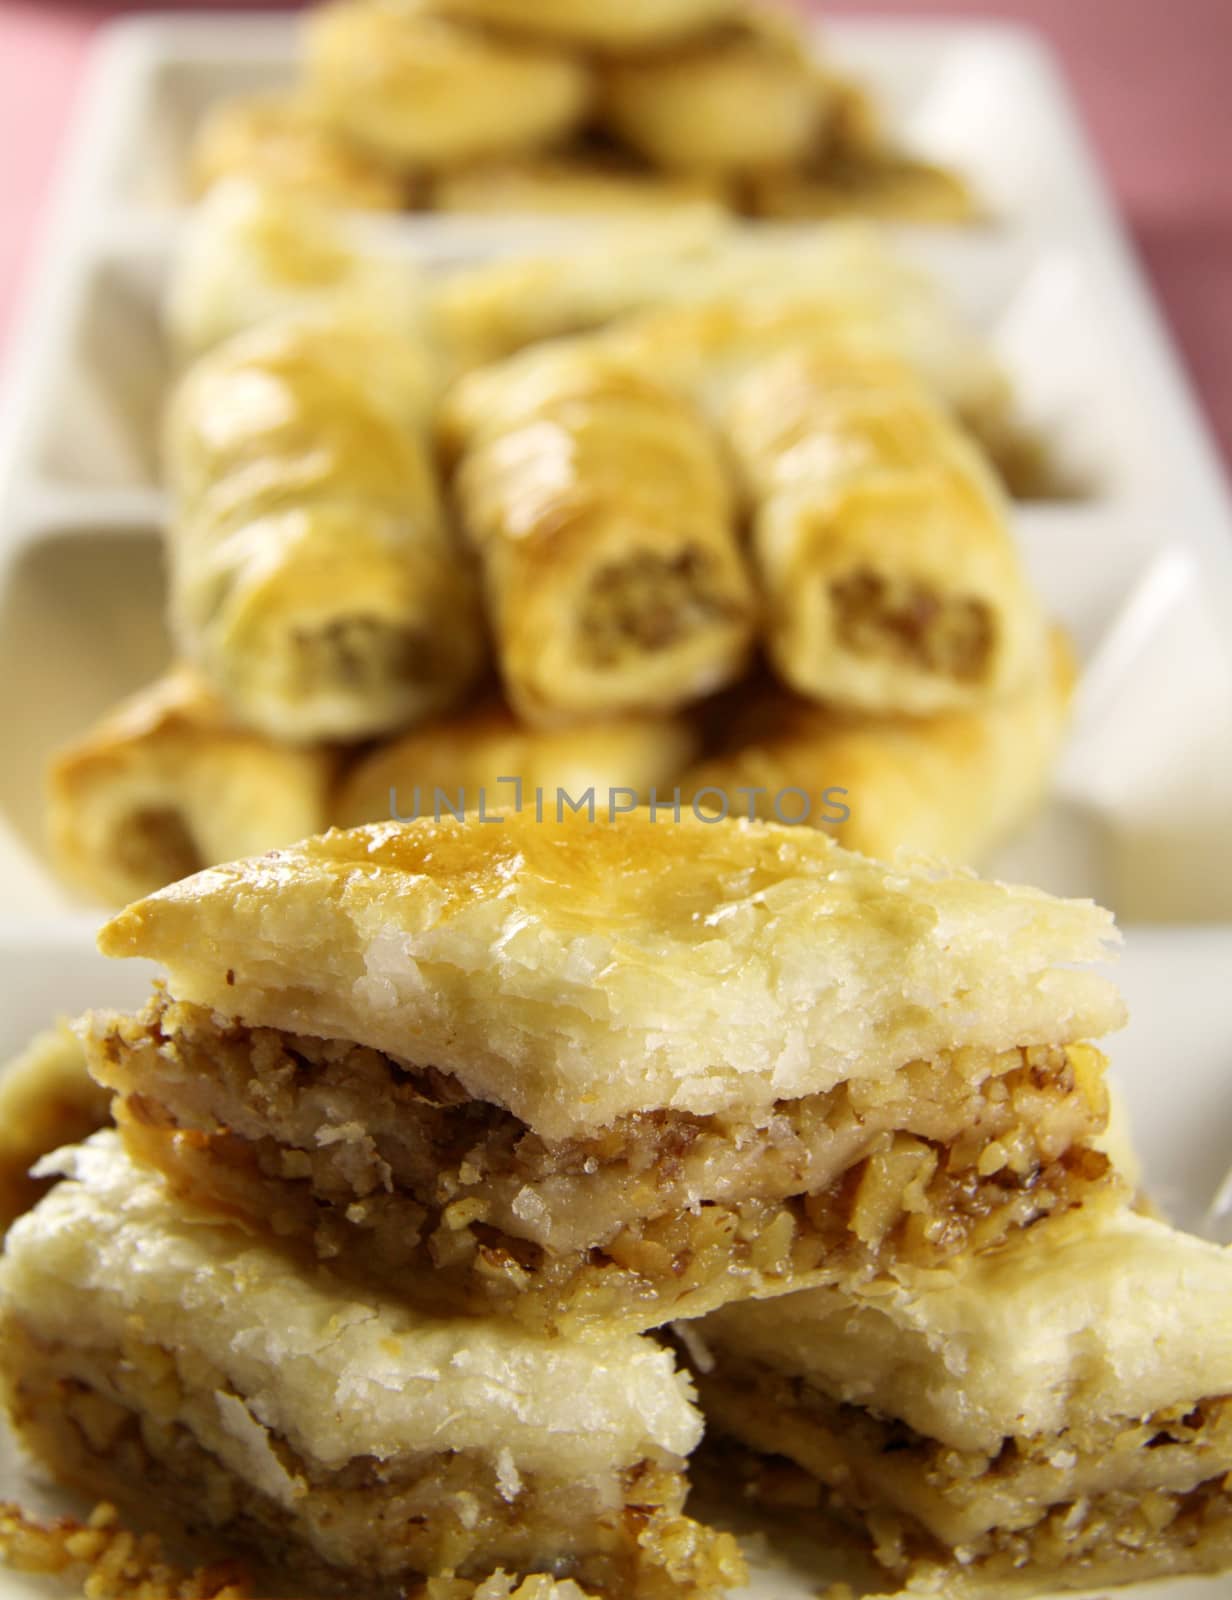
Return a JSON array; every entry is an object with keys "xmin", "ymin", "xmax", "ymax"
[
  {"xmin": 335, "ymin": 699, "xmax": 700, "ymax": 827},
  {"xmin": 189, "ymin": 90, "xmax": 410, "ymax": 211},
  {"xmin": 303, "ymin": 0, "xmax": 592, "ymax": 169},
  {"xmin": 426, "ymin": 0, "xmax": 743, "ymax": 51},
  {"xmin": 602, "ymin": 14, "xmax": 827, "ymax": 175},
  {"xmin": 683, "ymin": 629, "xmax": 1076, "ymax": 865},
  {"xmin": 443, "ymin": 347, "xmax": 756, "ymax": 724},
  {"xmin": 0, "ymin": 1024, "xmax": 111, "ymax": 1238},
  {"xmin": 432, "ymin": 153, "xmax": 730, "ymax": 219},
  {"xmin": 165, "ymin": 312, "xmax": 483, "ymax": 741},
  {"xmin": 722, "ymin": 345, "xmax": 1044, "ymax": 713},
  {"xmin": 47, "ymin": 666, "xmax": 337, "ymax": 906},
  {"xmin": 166, "ymin": 178, "xmax": 427, "ymax": 362}
]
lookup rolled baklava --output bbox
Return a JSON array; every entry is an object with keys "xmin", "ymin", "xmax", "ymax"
[
  {"xmin": 442, "ymin": 348, "xmax": 756, "ymax": 724},
  {"xmin": 334, "ymin": 699, "xmax": 699, "ymax": 829},
  {"xmin": 48, "ymin": 667, "xmax": 337, "ymax": 905},
  {"xmin": 303, "ymin": 0, "xmax": 591, "ymax": 170},
  {"xmin": 601, "ymin": 14, "xmax": 827, "ymax": 175},
  {"xmin": 0, "ymin": 1024, "xmax": 110, "ymax": 1238},
  {"xmin": 165, "ymin": 313, "xmax": 483, "ymax": 742},
  {"xmin": 693, "ymin": 1205, "xmax": 1232, "ymax": 1593},
  {"xmin": 85, "ymin": 813, "xmax": 1124, "ymax": 1335},
  {"xmin": 723, "ymin": 345, "xmax": 1044, "ymax": 713},
  {"xmin": 166, "ymin": 178, "xmax": 426, "ymax": 363},
  {"xmin": 682, "ymin": 628, "xmax": 1075, "ymax": 863},
  {"xmin": 0, "ymin": 1132, "xmax": 741, "ymax": 1600},
  {"xmin": 189, "ymin": 91, "xmax": 409, "ymax": 213},
  {"xmin": 425, "ymin": 0, "xmax": 742, "ymax": 50}
]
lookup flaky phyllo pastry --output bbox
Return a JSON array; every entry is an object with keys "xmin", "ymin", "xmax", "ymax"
[
  {"xmin": 692, "ymin": 1204, "xmax": 1232, "ymax": 1594},
  {"xmin": 0, "ymin": 1133, "xmax": 742, "ymax": 1600},
  {"xmin": 442, "ymin": 348, "xmax": 757, "ymax": 724},
  {"xmin": 83, "ymin": 813, "xmax": 1124, "ymax": 1336},
  {"xmin": 334, "ymin": 699, "xmax": 699, "ymax": 830},
  {"xmin": 48, "ymin": 666, "xmax": 336, "ymax": 906},
  {"xmin": 682, "ymin": 628, "xmax": 1075, "ymax": 865},
  {"xmin": 164, "ymin": 311, "xmax": 483, "ymax": 742},
  {"xmin": 721, "ymin": 345, "xmax": 1045, "ymax": 714}
]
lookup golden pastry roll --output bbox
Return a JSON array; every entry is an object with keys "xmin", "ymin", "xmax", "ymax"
[
  {"xmin": 303, "ymin": 0, "xmax": 592, "ymax": 169},
  {"xmin": 166, "ymin": 178, "xmax": 426, "ymax": 363},
  {"xmin": 602, "ymin": 13, "xmax": 828, "ymax": 174},
  {"xmin": 189, "ymin": 91, "xmax": 410, "ymax": 211},
  {"xmin": 682, "ymin": 629, "xmax": 1075, "ymax": 865},
  {"xmin": 426, "ymin": 0, "xmax": 742, "ymax": 50},
  {"xmin": 443, "ymin": 347, "xmax": 756, "ymax": 723},
  {"xmin": 165, "ymin": 314, "xmax": 482, "ymax": 741},
  {"xmin": 750, "ymin": 150, "xmax": 976, "ymax": 224},
  {"xmin": 47, "ymin": 667, "xmax": 338, "ymax": 906},
  {"xmin": 335, "ymin": 699, "xmax": 701, "ymax": 828},
  {"xmin": 724, "ymin": 346, "xmax": 1045, "ymax": 713}
]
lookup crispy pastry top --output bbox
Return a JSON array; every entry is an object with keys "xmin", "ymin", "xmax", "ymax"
[
  {"xmin": 97, "ymin": 814, "xmax": 1124, "ymax": 1139},
  {"xmin": 700, "ymin": 1206, "xmax": 1232, "ymax": 1455},
  {"xmin": 0, "ymin": 1133, "xmax": 701, "ymax": 1476}
]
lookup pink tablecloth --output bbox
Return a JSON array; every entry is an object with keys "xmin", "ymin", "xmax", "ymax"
[{"xmin": 1, "ymin": 0, "xmax": 1230, "ymax": 469}]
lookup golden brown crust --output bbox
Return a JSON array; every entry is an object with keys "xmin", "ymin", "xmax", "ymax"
[
  {"xmin": 303, "ymin": 1, "xmax": 592, "ymax": 169},
  {"xmin": 682, "ymin": 629, "xmax": 1075, "ymax": 864},
  {"xmin": 0, "ymin": 1024, "xmax": 111, "ymax": 1237},
  {"xmin": 444, "ymin": 348, "xmax": 756, "ymax": 723},
  {"xmin": 601, "ymin": 15, "xmax": 827, "ymax": 175},
  {"xmin": 165, "ymin": 314, "xmax": 484, "ymax": 742},
  {"xmin": 48, "ymin": 667, "xmax": 338, "ymax": 905},
  {"xmin": 334, "ymin": 699, "xmax": 699, "ymax": 829},
  {"xmin": 94, "ymin": 814, "xmax": 1125, "ymax": 1139},
  {"xmin": 423, "ymin": 0, "xmax": 743, "ymax": 51},
  {"xmin": 722, "ymin": 345, "xmax": 1045, "ymax": 714},
  {"xmin": 189, "ymin": 92, "xmax": 410, "ymax": 212}
]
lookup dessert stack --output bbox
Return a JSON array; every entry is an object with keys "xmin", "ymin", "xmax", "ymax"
[{"xmin": 0, "ymin": 806, "xmax": 1186, "ymax": 1599}]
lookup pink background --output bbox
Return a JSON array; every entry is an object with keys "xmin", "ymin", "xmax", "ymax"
[{"xmin": 1, "ymin": 0, "xmax": 1230, "ymax": 468}]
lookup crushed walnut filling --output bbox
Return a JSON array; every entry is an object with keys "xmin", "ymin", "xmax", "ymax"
[
  {"xmin": 579, "ymin": 550, "xmax": 734, "ymax": 665},
  {"xmin": 1, "ymin": 1318, "xmax": 738, "ymax": 1600},
  {"xmin": 114, "ymin": 808, "xmax": 204, "ymax": 889},
  {"xmin": 694, "ymin": 1376, "xmax": 1232, "ymax": 1590},
  {"xmin": 288, "ymin": 617, "xmax": 432, "ymax": 695},
  {"xmin": 829, "ymin": 568, "xmax": 994, "ymax": 681},
  {"xmin": 88, "ymin": 996, "xmax": 1114, "ymax": 1334}
]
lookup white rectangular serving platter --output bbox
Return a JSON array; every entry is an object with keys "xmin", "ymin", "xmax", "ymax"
[{"xmin": 1, "ymin": 12, "xmax": 1231, "ymax": 1599}]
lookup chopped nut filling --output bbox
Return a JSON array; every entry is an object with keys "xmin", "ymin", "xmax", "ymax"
[
  {"xmin": 580, "ymin": 550, "xmax": 734, "ymax": 665},
  {"xmin": 1, "ymin": 1319, "xmax": 738, "ymax": 1600},
  {"xmin": 88, "ymin": 996, "xmax": 1114, "ymax": 1334},
  {"xmin": 830, "ymin": 568, "xmax": 994, "ymax": 681},
  {"xmin": 115, "ymin": 809, "xmax": 205, "ymax": 889}
]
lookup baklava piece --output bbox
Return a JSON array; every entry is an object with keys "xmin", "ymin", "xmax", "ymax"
[
  {"xmin": 0, "ymin": 1022, "xmax": 111, "ymax": 1237},
  {"xmin": 693, "ymin": 1205, "xmax": 1232, "ymax": 1594},
  {"xmin": 86, "ymin": 813, "xmax": 1124, "ymax": 1335},
  {"xmin": 0, "ymin": 1132, "xmax": 740, "ymax": 1600}
]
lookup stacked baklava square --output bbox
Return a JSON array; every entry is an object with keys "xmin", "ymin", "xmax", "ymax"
[{"xmin": 0, "ymin": 808, "xmax": 1160, "ymax": 1598}]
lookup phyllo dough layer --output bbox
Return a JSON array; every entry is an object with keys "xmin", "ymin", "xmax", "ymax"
[
  {"xmin": 86, "ymin": 815, "xmax": 1122, "ymax": 1333},
  {"xmin": 0, "ymin": 1133, "xmax": 739, "ymax": 1600},
  {"xmin": 692, "ymin": 1207, "xmax": 1232, "ymax": 1594}
]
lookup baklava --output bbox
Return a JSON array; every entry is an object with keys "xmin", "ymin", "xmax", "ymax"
[
  {"xmin": 722, "ymin": 345, "xmax": 1045, "ymax": 713},
  {"xmin": 189, "ymin": 91, "xmax": 410, "ymax": 213},
  {"xmin": 693, "ymin": 1204, "xmax": 1232, "ymax": 1593},
  {"xmin": 442, "ymin": 348, "xmax": 756, "ymax": 724},
  {"xmin": 166, "ymin": 178, "xmax": 426, "ymax": 363},
  {"xmin": 682, "ymin": 628, "xmax": 1075, "ymax": 864},
  {"xmin": 334, "ymin": 699, "xmax": 699, "ymax": 829},
  {"xmin": 0, "ymin": 1132, "xmax": 739, "ymax": 1600},
  {"xmin": 85, "ymin": 813, "xmax": 1124, "ymax": 1335},
  {"xmin": 303, "ymin": 0, "xmax": 591, "ymax": 169},
  {"xmin": 0, "ymin": 1023, "xmax": 110, "ymax": 1237},
  {"xmin": 165, "ymin": 312, "xmax": 483, "ymax": 742},
  {"xmin": 48, "ymin": 666, "xmax": 337, "ymax": 905}
]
